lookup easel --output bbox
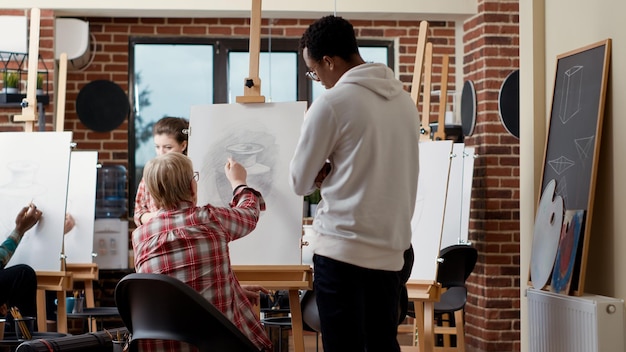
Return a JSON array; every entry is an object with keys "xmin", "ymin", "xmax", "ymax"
[
  {"xmin": 9, "ymin": 8, "xmax": 72, "ymax": 334},
  {"xmin": 433, "ymin": 55, "xmax": 449, "ymax": 141},
  {"xmin": 235, "ymin": 0, "xmax": 265, "ymax": 103},
  {"xmin": 230, "ymin": 3, "xmax": 313, "ymax": 352},
  {"xmin": 14, "ymin": 9, "xmax": 99, "ymax": 333},
  {"xmin": 410, "ymin": 21, "xmax": 431, "ymax": 141},
  {"xmin": 234, "ymin": 265, "xmax": 313, "ymax": 352},
  {"xmin": 403, "ymin": 20, "xmax": 446, "ymax": 352}
]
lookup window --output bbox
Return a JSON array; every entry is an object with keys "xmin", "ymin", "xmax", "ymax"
[{"xmin": 129, "ymin": 37, "xmax": 393, "ymax": 217}]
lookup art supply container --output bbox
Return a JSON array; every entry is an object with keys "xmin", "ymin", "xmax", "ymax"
[
  {"xmin": 96, "ymin": 165, "xmax": 127, "ymax": 218},
  {"xmin": 14, "ymin": 316, "xmax": 35, "ymax": 340},
  {"xmin": 73, "ymin": 297, "xmax": 84, "ymax": 314},
  {"xmin": 112, "ymin": 339, "xmax": 127, "ymax": 352}
]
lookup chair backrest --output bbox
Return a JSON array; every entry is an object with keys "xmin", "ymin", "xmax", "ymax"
[
  {"xmin": 436, "ymin": 244, "xmax": 478, "ymax": 288},
  {"xmin": 114, "ymin": 273, "xmax": 261, "ymax": 352}
]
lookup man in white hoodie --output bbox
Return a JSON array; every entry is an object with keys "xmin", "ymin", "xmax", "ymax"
[{"xmin": 290, "ymin": 15, "xmax": 420, "ymax": 352}]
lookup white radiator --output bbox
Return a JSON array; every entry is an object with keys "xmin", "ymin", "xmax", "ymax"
[{"xmin": 527, "ymin": 288, "xmax": 625, "ymax": 352}]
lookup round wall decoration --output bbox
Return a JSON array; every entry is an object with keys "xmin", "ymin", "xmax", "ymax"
[
  {"xmin": 76, "ymin": 80, "xmax": 130, "ymax": 132},
  {"xmin": 460, "ymin": 80, "xmax": 476, "ymax": 137},
  {"xmin": 498, "ymin": 69, "xmax": 520, "ymax": 138}
]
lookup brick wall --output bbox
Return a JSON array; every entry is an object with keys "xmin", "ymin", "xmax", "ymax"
[
  {"xmin": 0, "ymin": 8, "xmax": 521, "ymax": 351},
  {"xmin": 462, "ymin": 1, "xmax": 521, "ymax": 351}
]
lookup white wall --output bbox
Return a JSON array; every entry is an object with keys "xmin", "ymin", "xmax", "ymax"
[
  {"xmin": 520, "ymin": 0, "xmax": 626, "ymax": 351},
  {"xmin": 5, "ymin": 0, "xmax": 476, "ymax": 20}
]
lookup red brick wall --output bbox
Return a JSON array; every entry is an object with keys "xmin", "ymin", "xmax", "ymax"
[
  {"xmin": 462, "ymin": 1, "xmax": 520, "ymax": 351},
  {"xmin": 0, "ymin": 8, "xmax": 521, "ymax": 351}
]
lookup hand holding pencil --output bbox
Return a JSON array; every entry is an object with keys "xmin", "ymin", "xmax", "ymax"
[{"xmin": 14, "ymin": 203, "xmax": 42, "ymax": 236}]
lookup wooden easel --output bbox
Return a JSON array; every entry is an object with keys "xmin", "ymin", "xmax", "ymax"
[
  {"xmin": 230, "ymin": 2, "xmax": 312, "ymax": 352},
  {"xmin": 235, "ymin": 0, "xmax": 265, "ymax": 103},
  {"xmin": 10, "ymin": 8, "xmax": 73, "ymax": 334},
  {"xmin": 402, "ymin": 20, "xmax": 445, "ymax": 352},
  {"xmin": 233, "ymin": 265, "xmax": 313, "ymax": 352},
  {"xmin": 433, "ymin": 55, "xmax": 449, "ymax": 141},
  {"xmin": 409, "ymin": 21, "xmax": 431, "ymax": 141}
]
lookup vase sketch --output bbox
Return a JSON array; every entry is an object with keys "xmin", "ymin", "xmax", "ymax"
[
  {"xmin": 0, "ymin": 161, "xmax": 46, "ymax": 233},
  {"xmin": 215, "ymin": 142, "xmax": 271, "ymax": 205}
]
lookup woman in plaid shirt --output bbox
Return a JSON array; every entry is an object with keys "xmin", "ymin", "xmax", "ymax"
[{"xmin": 132, "ymin": 152, "xmax": 272, "ymax": 351}]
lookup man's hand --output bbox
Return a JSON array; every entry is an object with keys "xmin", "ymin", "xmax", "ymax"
[{"xmin": 15, "ymin": 204, "xmax": 42, "ymax": 236}]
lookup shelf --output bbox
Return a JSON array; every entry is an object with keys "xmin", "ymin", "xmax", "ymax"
[{"xmin": 0, "ymin": 92, "xmax": 49, "ymax": 106}]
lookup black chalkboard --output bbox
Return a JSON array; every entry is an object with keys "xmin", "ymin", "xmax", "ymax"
[{"xmin": 538, "ymin": 39, "xmax": 611, "ymax": 295}]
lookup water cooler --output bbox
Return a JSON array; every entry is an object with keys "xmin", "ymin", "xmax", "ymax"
[{"xmin": 93, "ymin": 165, "xmax": 129, "ymax": 269}]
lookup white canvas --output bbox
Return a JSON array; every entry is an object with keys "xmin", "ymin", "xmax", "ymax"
[
  {"xmin": 410, "ymin": 140, "xmax": 453, "ymax": 281},
  {"xmin": 188, "ymin": 102, "xmax": 307, "ymax": 265},
  {"xmin": 0, "ymin": 132, "xmax": 73, "ymax": 271},
  {"xmin": 64, "ymin": 151, "xmax": 98, "ymax": 264},
  {"xmin": 440, "ymin": 143, "xmax": 475, "ymax": 249}
]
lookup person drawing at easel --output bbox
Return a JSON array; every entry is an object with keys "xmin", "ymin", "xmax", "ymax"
[
  {"xmin": 133, "ymin": 116, "xmax": 189, "ymax": 227},
  {"xmin": 133, "ymin": 152, "xmax": 272, "ymax": 351},
  {"xmin": 0, "ymin": 203, "xmax": 42, "ymax": 333}
]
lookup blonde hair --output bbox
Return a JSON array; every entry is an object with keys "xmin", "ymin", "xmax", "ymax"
[{"xmin": 143, "ymin": 152, "xmax": 195, "ymax": 209}]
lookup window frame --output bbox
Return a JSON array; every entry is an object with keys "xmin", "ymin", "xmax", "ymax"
[{"xmin": 128, "ymin": 36, "xmax": 394, "ymax": 218}]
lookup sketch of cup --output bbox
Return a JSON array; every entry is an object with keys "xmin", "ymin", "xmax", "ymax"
[
  {"xmin": 7, "ymin": 161, "xmax": 39, "ymax": 188},
  {"xmin": 0, "ymin": 161, "xmax": 46, "ymax": 234},
  {"xmin": 215, "ymin": 143, "xmax": 271, "ymax": 205}
]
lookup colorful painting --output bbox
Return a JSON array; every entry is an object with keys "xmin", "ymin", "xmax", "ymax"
[{"xmin": 551, "ymin": 209, "xmax": 585, "ymax": 294}]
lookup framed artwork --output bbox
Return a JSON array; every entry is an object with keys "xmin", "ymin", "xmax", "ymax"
[{"xmin": 531, "ymin": 39, "xmax": 611, "ymax": 295}]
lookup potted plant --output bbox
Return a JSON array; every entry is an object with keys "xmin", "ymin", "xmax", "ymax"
[
  {"xmin": 305, "ymin": 189, "xmax": 322, "ymax": 217},
  {"xmin": 3, "ymin": 71, "xmax": 19, "ymax": 94},
  {"xmin": 36, "ymin": 73, "xmax": 44, "ymax": 95}
]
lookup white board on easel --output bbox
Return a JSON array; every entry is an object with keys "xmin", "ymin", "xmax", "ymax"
[
  {"xmin": 64, "ymin": 151, "xmax": 98, "ymax": 264},
  {"xmin": 440, "ymin": 143, "xmax": 475, "ymax": 249},
  {"xmin": 188, "ymin": 101, "xmax": 307, "ymax": 265},
  {"xmin": 0, "ymin": 132, "xmax": 73, "ymax": 271},
  {"xmin": 410, "ymin": 140, "xmax": 453, "ymax": 281}
]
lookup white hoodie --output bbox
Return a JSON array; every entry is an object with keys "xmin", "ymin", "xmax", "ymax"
[{"xmin": 289, "ymin": 63, "xmax": 420, "ymax": 271}]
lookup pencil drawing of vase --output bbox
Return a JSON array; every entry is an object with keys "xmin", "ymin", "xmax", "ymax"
[
  {"xmin": 215, "ymin": 142, "xmax": 272, "ymax": 205},
  {"xmin": 0, "ymin": 161, "xmax": 47, "ymax": 234}
]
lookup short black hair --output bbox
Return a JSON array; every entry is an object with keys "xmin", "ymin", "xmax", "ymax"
[{"xmin": 300, "ymin": 15, "xmax": 359, "ymax": 62}]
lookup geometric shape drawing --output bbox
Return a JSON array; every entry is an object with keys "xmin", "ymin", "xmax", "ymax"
[
  {"xmin": 575, "ymin": 135, "xmax": 594, "ymax": 167},
  {"xmin": 548, "ymin": 155, "xmax": 575, "ymax": 175},
  {"xmin": 558, "ymin": 66, "xmax": 583, "ymax": 124},
  {"xmin": 188, "ymin": 101, "xmax": 307, "ymax": 266},
  {"xmin": 551, "ymin": 209, "xmax": 585, "ymax": 294},
  {"xmin": 540, "ymin": 39, "xmax": 611, "ymax": 295},
  {"xmin": 530, "ymin": 179, "xmax": 564, "ymax": 290}
]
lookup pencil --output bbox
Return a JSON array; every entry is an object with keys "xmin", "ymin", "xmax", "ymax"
[{"xmin": 10, "ymin": 306, "xmax": 32, "ymax": 340}]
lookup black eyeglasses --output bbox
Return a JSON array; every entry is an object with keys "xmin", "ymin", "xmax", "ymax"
[
  {"xmin": 192, "ymin": 171, "xmax": 199, "ymax": 182},
  {"xmin": 305, "ymin": 70, "xmax": 320, "ymax": 82}
]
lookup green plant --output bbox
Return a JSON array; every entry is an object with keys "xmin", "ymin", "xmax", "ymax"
[
  {"xmin": 36, "ymin": 73, "xmax": 44, "ymax": 89},
  {"xmin": 3, "ymin": 71, "xmax": 19, "ymax": 88},
  {"xmin": 305, "ymin": 189, "xmax": 322, "ymax": 204}
]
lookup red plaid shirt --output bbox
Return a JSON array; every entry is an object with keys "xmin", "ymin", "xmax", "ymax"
[
  {"xmin": 132, "ymin": 187, "xmax": 272, "ymax": 352},
  {"xmin": 133, "ymin": 178, "xmax": 157, "ymax": 227}
]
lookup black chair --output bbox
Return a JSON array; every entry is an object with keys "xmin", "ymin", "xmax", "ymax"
[
  {"xmin": 431, "ymin": 244, "xmax": 478, "ymax": 351},
  {"xmin": 114, "ymin": 273, "xmax": 262, "ymax": 352}
]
